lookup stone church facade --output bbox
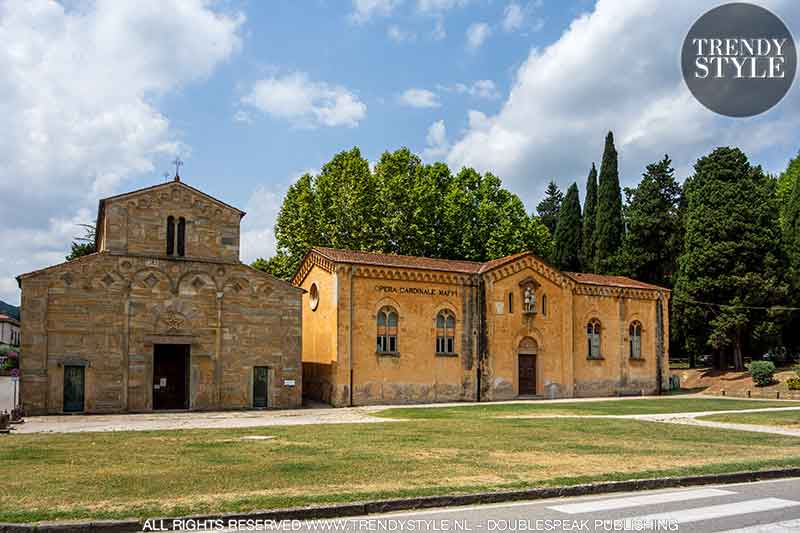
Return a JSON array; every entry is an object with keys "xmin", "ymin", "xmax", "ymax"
[
  {"xmin": 295, "ymin": 247, "xmax": 669, "ymax": 407},
  {"xmin": 17, "ymin": 178, "xmax": 302, "ymax": 414}
]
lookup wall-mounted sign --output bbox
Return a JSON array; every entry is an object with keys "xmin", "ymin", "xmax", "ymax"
[
  {"xmin": 284, "ymin": 379, "xmax": 296, "ymax": 387},
  {"xmin": 375, "ymin": 285, "xmax": 457, "ymax": 297}
]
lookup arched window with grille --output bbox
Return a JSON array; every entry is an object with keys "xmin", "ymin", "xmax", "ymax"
[
  {"xmin": 629, "ymin": 321, "xmax": 642, "ymax": 359},
  {"xmin": 587, "ymin": 319, "xmax": 601, "ymax": 359},
  {"xmin": 436, "ymin": 310, "xmax": 456, "ymax": 354},
  {"xmin": 377, "ymin": 306, "xmax": 398, "ymax": 353}
]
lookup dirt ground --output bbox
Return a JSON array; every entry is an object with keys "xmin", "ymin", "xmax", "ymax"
[{"xmin": 674, "ymin": 367, "xmax": 800, "ymax": 398}]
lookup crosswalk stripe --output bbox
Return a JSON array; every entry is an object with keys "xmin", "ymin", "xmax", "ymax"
[
  {"xmin": 718, "ymin": 518, "xmax": 800, "ymax": 532},
  {"xmin": 627, "ymin": 498, "xmax": 800, "ymax": 525},
  {"xmin": 547, "ymin": 488, "xmax": 735, "ymax": 514}
]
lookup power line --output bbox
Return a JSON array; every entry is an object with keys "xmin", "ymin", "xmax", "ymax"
[{"xmin": 672, "ymin": 295, "xmax": 800, "ymax": 312}]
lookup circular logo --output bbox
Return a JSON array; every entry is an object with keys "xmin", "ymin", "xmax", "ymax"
[{"xmin": 682, "ymin": 2, "xmax": 796, "ymax": 118}]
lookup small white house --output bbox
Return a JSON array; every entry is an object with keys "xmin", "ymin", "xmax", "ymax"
[{"xmin": 0, "ymin": 314, "xmax": 19, "ymax": 348}]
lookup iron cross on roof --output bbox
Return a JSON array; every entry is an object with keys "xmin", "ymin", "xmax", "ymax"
[{"xmin": 172, "ymin": 157, "xmax": 183, "ymax": 181}]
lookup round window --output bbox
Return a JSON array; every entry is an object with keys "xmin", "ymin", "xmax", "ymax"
[{"xmin": 309, "ymin": 283, "xmax": 319, "ymax": 311}]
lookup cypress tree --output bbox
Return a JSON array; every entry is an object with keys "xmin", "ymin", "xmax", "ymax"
[
  {"xmin": 594, "ymin": 131, "xmax": 624, "ymax": 273},
  {"xmin": 552, "ymin": 183, "xmax": 582, "ymax": 271},
  {"xmin": 580, "ymin": 163, "xmax": 598, "ymax": 271}
]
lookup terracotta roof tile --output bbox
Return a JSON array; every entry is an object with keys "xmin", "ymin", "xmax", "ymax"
[
  {"xmin": 563, "ymin": 271, "xmax": 668, "ymax": 291},
  {"xmin": 312, "ymin": 247, "xmax": 483, "ymax": 274},
  {"xmin": 307, "ymin": 248, "xmax": 667, "ymax": 291}
]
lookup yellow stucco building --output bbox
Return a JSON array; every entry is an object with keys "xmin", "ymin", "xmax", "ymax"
[{"xmin": 294, "ymin": 247, "xmax": 669, "ymax": 406}]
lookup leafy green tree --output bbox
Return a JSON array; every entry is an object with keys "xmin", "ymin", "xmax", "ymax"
[
  {"xmin": 536, "ymin": 180, "xmax": 563, "ymax": 235},
  {"xmin": 374, "ymin": 149, "xmax": 446, "ymax": 257},
  {"xmin": 781, "ymin": 152, "xmax": 800, "ymax": 353},
  {"xmin": 778, "ymin": 151, "xmax": 800, "ymax": 222},
  {"xmin": 254, "ymin": 146, "xmax": 550, "ymax": 279},
  {"xmin": 66, "ymin": 224, "xmax": 96, "ymax": 261},
  {"xmin": 314, "ymin": 147, "xmax": 379, "ymax": 251},
  {"xmin": 674, "ymin": 147, "xmax": 786, "ymax": 370},
  {"xmin": 580, "ymin": 163, "xmax": 598, "ymax": 272},
  {"xmin": 552, "ymin": 183, "xmax": 582, "ymax": 270},
  {"xmin": 614, "ymin": 155, "xmax": 682, "ymax": 287},
  {"xmin": 594, "ymin": 132, "xmax": 624, "ymax": 273}
]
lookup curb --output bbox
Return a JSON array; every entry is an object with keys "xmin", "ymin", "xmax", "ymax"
[{"xmin": 3, "ymin": 467, "xmax": 800, "ymax": 532}]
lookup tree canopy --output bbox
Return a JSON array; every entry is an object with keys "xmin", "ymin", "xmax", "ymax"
[
  {"xmin": 673, "ymin": 147, "xmax": 785, "ymax": 370},
  {"xmin": 580, "ymin": 163, "xmax": 598, "ymax": 272},
  {"xmin": 552, "ymin": 182, "xmax": 582, "ymax": 271},
  {"xmin": 255, "ymin": 147, "xmax": 552, "ymax": 279},
  {"xmin": 536, "ymin": 180, "xmax": 563, "ymax": 236},
  {"xmin": 594, "ymin": 132, "xmax": 623, "ymax": 273}
]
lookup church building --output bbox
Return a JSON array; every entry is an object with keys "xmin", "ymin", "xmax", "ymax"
[
  {"xmin": 17, "ymin": 177, "xmax": 303, "ymax": 414},
  {"xmin": 294, "ymin": 247, "xmax": 669, "ymax": 406}
]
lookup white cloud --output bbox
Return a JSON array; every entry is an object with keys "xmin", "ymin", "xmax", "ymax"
[
  {"xmin": 239, "ymin": 169, "xmax": 318, "ymax": 263},
  {"xmin": 431, "ymin": 18, "xmax": 447, "ymax": 40},
  {"xmin": 502, "ymin": 3, "xmax": 524, "ymax": 32},
  {"xmin": 466, "ymin": 22, "xmax": 491, "ymax": 50},
  {"xmin": 388, "ymin": 25, "xmax": 416, "ymax": 42},
  {"xmin": 398, "ymin": 88, "xmax": 441, "ymax": 108},
  {"xmin": 447, "ymin": 0, "xmax": 800, "ymax": 205},
  {"xmin": 350, "ymin": 0, "xmax": 402, "ymax": 24},
  {"xmin": 0, "ymin": 0, "xmax": 243, "ymax": 304},
  {"xmin": 417, "ymin": 0, "xmax": 470, "ymax": 13},
  {"xmin": 243, "ymin": 72, "xmax": 367, "ymax": 128},
  {"xmin": 233, "ymin": 110, "xmax": 253, "ymax": 124},
  {"xmin": 439, "ymin": 80, "xmax": 500, "ymax": 99},
  {"xmin": 422, "ymin": 120, "xmax": 450, "ymax": 160}
]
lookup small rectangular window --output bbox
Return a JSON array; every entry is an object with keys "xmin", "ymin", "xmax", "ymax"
[
  {"xmin": 508, "ymin": 293, "xmax": 513, "ymax": 313},
  {"xmin": 388, "ymin": 335, "xmax": 397, "ymax": 353},
  {"xmin": 177, "ymin": 217, "xmax": 186, "ymax": 257},
  {"xmin": 542, "ymin": 295, "xmax": 547, "ymax": 316}
]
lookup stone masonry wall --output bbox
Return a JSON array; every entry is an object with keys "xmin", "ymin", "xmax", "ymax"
[{"xmin": 20, "ymin": 252, "xmax": 301, "ymax": 414}]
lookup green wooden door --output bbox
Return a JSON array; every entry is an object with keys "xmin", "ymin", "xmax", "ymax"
[
  {"xmin": 253, "ymin": 366, "xmax": 268, "ymax": 409},
  {"xmin": 63, "ymin": 365, "xmax": 85, "ymax": 412}
]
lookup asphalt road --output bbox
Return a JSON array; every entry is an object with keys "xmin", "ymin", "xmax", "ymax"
[{"xmin": 185, "ymin": 477, "xmax": 800, "ymax": 532}]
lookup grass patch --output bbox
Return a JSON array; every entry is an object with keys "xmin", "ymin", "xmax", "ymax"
[
  {"xmin": 699, "ymin": 410, "xmax": 800, "ymax": 428},
  {"xmin": 3, "ymin": 398, "xmax": 800, "ymax": 523},
  {"xmin": 376, "ymin": 397, "xmax": 800, "ymax": 419}
]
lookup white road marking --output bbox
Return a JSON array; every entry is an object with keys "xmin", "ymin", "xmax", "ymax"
[
  {"xmin": 628, "ymin": 498, "xmax": 800, "ymax": 525},
  {"xmin": 547, "ymin": 488, "xmax": 735, "ymax": 514},
  {"xmin": 719, "ymin": 518, "xmax": 800, "ymax": 532}
]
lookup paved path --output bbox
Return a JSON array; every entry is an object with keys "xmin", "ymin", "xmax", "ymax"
[
  {"xmin": 192, "ymin": 477, "xmax": 800, "ymax": 533},
  {"xmin": 11, "ymin": 395, "xmax": 800, "ymax": 435},
  {"xmin": 507, "ymin": 406, "xmax": 800, "ymax": 437}
]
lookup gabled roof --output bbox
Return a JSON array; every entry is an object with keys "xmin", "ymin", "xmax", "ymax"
[
  {"xmin": 296, "ymin": 247, "xmax": 669, "ymax": 292},
  {"xmin": 311, "ymin": 247, "xmax": 484, "ymax": 274},
  {"xmin": 95, "ymin": 178, "xmax": 245, "ymax": 250},
  {"xmin": 564, "ymin": 271, "xmax": 668, "ymax": 291}
]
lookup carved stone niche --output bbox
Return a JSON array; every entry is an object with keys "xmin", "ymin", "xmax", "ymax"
[{"xmin": 519, "ymin": 276, "xmax": 540, "ymax": 315}]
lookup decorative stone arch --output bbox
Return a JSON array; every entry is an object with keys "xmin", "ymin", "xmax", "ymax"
[
  {"xmin": 133, "ymin": 267, "xmax": 173, "ymax": 292},
  {"xmin": 91, "ymin": 269, "xmax": 126, "ymax": 291},
  {"xmin": 177, "ymin": 271, "xmax": 217, "ymax": 296},
  {"xmin": 222, "ymin": 276, "xmax": 252, "ymax": 296},
  {"xmin": 517, "ymin": 335, "xmax": 540, "ymax": 355}
]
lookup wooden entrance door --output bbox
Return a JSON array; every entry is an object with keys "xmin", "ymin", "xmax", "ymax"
[
  {"xmin": 518, "ymin": 355, "xmax": 537, "ymax": 395},
  {"xmin": 153, "ymin": 344, "xmax": 190, "ymax": 410},
  {"xmin": 63, "ymin": 365, "xmax": 85, "ymax": 412},
  {"xmin": 253, "ymin": 366, "xmax": 269, "ymax": 409}
]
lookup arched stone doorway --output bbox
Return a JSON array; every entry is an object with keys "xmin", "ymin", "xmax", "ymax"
[{"xmin": 518, "ymin": 337, "xmax": 538, "ymax": 396}]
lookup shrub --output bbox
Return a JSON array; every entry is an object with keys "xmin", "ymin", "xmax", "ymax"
[
  {"xmin": 749, "ymin": 360, "xmax": 777, "ymax": 387},
  {"xmin": 788, "ymin": 377, "xmax": 800, "ymax": 391},
  {"xmin": 794, "ymin": 364, "xmax": 800, "ymax": 378}
]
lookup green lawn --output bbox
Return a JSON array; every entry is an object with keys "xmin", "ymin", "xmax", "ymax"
[
  {"xmin": 3, "ymin": 398, "xmax": 800, "ymax": 524},
  {"xmin": 377, "ymin": 397, "xmax": 800, "ymax": 419},
  {"xmin": 699, "ymin": 409, "xmax": 800, "ymax": 428}
]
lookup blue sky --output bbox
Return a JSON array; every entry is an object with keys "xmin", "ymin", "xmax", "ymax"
[{"xmin": 1, "ymin": 0, "xmax": 798, "ymax": 304}]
